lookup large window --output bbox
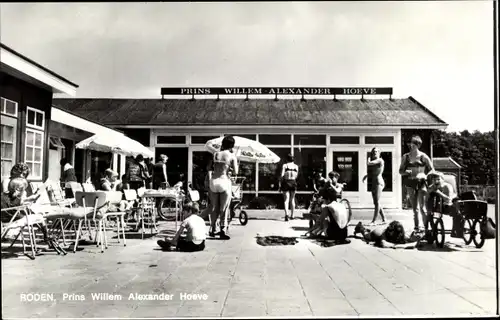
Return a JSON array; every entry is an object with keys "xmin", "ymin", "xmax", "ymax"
[
  {"xmin": 239, "ymin": 162, "xmax": 256, "ymax": 191},
  {"xmin": 258, "ymin": 147, "xmax": 291, "ymax": 191},
  {"xmin": 25, "ymin": 129, "xmax": 44, "ymax": 179},
  {"xmin": 294, "ymin": 147, "xmax": 326, "ymax": 191},
  {"xmin": 332, "ymin": 151, "xmax": 359, "ymax": 192}
]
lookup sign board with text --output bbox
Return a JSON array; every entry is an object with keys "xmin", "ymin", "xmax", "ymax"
[{"xmin": 160, "ymin": 87, "xmax": 393, "ymax": 96}]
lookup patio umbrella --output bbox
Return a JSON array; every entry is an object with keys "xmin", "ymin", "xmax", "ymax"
[
  {"xmin": 205, "ymin": 136, "xmax": 280, "ymax": 164},
  {"xmin": 76, "ymin": 134, "xmax": 154, "ymax": 158}
]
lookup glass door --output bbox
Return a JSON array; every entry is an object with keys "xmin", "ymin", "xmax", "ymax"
[{"xmin": 328, "ymin": 147, "xmax": 361, "ymax": 206}]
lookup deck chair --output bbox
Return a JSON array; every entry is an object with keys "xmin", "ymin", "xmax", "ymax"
[
  {"xmin": 29, "ymin": 182, "xmax": 74, "ymax": 247},
  {"xmin": 1, "ymin": 205, "xmax": 39, "ymax": 260}
]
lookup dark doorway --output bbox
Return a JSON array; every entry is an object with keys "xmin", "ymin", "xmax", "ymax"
[{"xmin": 155, "ymin": 147, "xmax": 188, "ymax": 185}]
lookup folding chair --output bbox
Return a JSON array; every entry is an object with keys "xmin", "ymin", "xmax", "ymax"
[
  {"xmin": 1, "ymin": 205, "xmax": 38, "ymax": 260},
  {"xmin": 29, "ymin": 182, "xmax": 74, "ymax": 247}
]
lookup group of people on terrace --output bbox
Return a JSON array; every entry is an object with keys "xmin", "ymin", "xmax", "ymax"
[{"xmin": 1, "ymin": 133, "xmax": 464, "ymax": 255}]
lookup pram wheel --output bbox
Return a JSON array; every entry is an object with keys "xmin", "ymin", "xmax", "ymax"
[
  {"xmin": 433, "ymin": 218, "xmax": 445, "ymax": 248},
  {"xmin": 472, "ymin": 219, "xmax": 485, "ymax": 248},
  {"xmin": 239, "ymin": 210, "xmax": 248, "ymax": 226},
  {"xmin": 340, "ymin": 199, "xmax": 352, "ymax": 223},
  {"xmin": 462, "ymin": 218, "xmax": 473, "ymax": 245}
]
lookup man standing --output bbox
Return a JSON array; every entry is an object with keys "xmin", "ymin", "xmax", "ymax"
[
  {"xmin": 124, "ymin": 155, "xmax": 147, "ymax": 191},
  {"xmin": 153, "ymin": 154, "xmax": 169, "ymax": 189}
]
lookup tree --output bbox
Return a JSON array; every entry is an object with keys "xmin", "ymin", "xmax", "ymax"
[{"xmin": 432, "ymin": 130, "xmax": 496, "ymax": 186}]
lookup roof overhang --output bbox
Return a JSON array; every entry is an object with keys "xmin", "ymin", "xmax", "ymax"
[
  {"xmin": 51, "ymin": 106, "xmax": 124, "ymax": 139},
  {"xmin": 109, "ymin": 124, "xmax": 448, "ymax": 130},
  {"xmin": 1, "ymin": 45, "xmax": 78, "ymax": 96}
]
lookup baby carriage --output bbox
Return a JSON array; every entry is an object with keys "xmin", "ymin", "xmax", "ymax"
[{"xmin": 228, "ymin": 176, "xmax": 248, "ymax": 226}]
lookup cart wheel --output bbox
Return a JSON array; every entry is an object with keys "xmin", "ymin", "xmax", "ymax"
[
  {"xmin": 340, "ymin": 199, "xmax": 352, "ymax": 223},
  {"xmin": 462, "ymin": 219, "xmax": 473, "ymax": 245},
  {"xmin": 433, "ymin": 218, "xmax": 445, "ymax": 248},
  {"xmin": 472, "ymin": 219, "xmax": 485, "ymax": 248},
  {"xmin": 239, "ymin": 210, "xmax": 248, "ymax": 226},
  {"xmin": 157, "ymin": 198, "xmax": 177, "ymax": 221}
]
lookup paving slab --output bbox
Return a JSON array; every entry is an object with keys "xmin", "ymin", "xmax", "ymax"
[{"xmin": 1, "ymin": 209, "xmax": 498, "ymax": 318}]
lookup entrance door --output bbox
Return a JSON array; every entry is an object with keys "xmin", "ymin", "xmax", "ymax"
[
  {"xmin": 328, "ymin": 147, "xmax": 361, "ymax": 206},
  {"xmin": 360, "ymin": 147, "xmax": 397, "ymax": 208}
]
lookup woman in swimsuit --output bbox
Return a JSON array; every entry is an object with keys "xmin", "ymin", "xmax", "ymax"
[
  {"xmin": 280, "ymin": 154, "xmax": 299, "ymax": 221},
  {"xmin": 363, "ymin": 147, "xmax": 386, "ymax": 226},
  {"xmin": 354, "ymin": 220, "xmax": 422, "ymax": 249},
  {"xmin": 209, "ymin": 135, "xmax": 238, "ymax": 239},
  {"xmin": 399, "ymin": 135, "xmax": 434, "ymax": 232}
]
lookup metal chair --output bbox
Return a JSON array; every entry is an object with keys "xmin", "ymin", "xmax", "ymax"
[
  {"xmin": 69, "ymin": 191, "xmax": 108, "ymax": 253},
  {"xmin": 99, "ymin": 191, "xmax": 127, "ymax": 249},
  {"xmin": 82, "ymin": 183, "xmax": 96, "ymax": 192},
  {"xmin": 1, "ymin": 205, "xmax": 39, "ymax": 260}
]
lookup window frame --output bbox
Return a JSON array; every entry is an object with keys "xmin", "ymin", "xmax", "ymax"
[
  {"xmin": 1, "ymin": 97, "xmax": 18, "ymax": 117},
  {"xmin": 1, "ymin": 122, "xmax": 16, "ymax": 179},
  {"xmin": 25, "ymin": 128, "xmax": 44, "ymax": 180},
  {"xmin": 26, "ymin": 106, "xmax": 45, "ymax": 130}
]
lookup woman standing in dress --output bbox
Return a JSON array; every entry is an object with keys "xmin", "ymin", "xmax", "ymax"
[
  {"xmin": 399, "ymin": 135, "xmax": 434, "ymax": 232},
  {"xmin": 363, "ymin": 147, "xmax": 386, "ymax": 226},
  {"xmin": 280, "ymin": 154, "xmax": 299, "ymax": 221}
]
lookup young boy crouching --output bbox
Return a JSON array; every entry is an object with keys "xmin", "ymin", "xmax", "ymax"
[{"xmin": 157, "ymin": 202, "xmax": 206, "ymax": 252}]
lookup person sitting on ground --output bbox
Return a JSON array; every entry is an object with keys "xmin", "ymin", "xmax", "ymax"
[
  {"xmin": 426, "ymin": 171, "xmax": 461, "ymax": 237},
  {"xmin": 1, "ymin": 178, "xmax": 57, "ymax": 248},
  {"xmin": 306, "ymin": 172, "xmax": 349, "ymax": 243},
  {"xmin": 157, "ymin": 202, "xmax": 207, "ymax": 252},
  {"xmin": 354, "ymin": 220, "xmax": 422, "ymax": 249}
]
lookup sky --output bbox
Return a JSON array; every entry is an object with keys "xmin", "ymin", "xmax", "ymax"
[{"xmin": 0, "ymin": 1, "xmax": 495, "ymax": 132}]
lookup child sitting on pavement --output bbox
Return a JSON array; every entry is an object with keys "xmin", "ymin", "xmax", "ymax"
[
  {"xmin": 157, "ymin": 201, "xmax": 207, "ymax": 252},
  {"xmin": 354, "ymin": 220, "xmax": 422, "ymax": 249},
  {"xmin": 306, "ymin": 172, "xmax": 349, "ymax": 243}
]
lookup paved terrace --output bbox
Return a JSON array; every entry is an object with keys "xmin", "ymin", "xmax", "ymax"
[{"xmin": 1, "ymin": 208, "xmax": 498, "ymax": 318}]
